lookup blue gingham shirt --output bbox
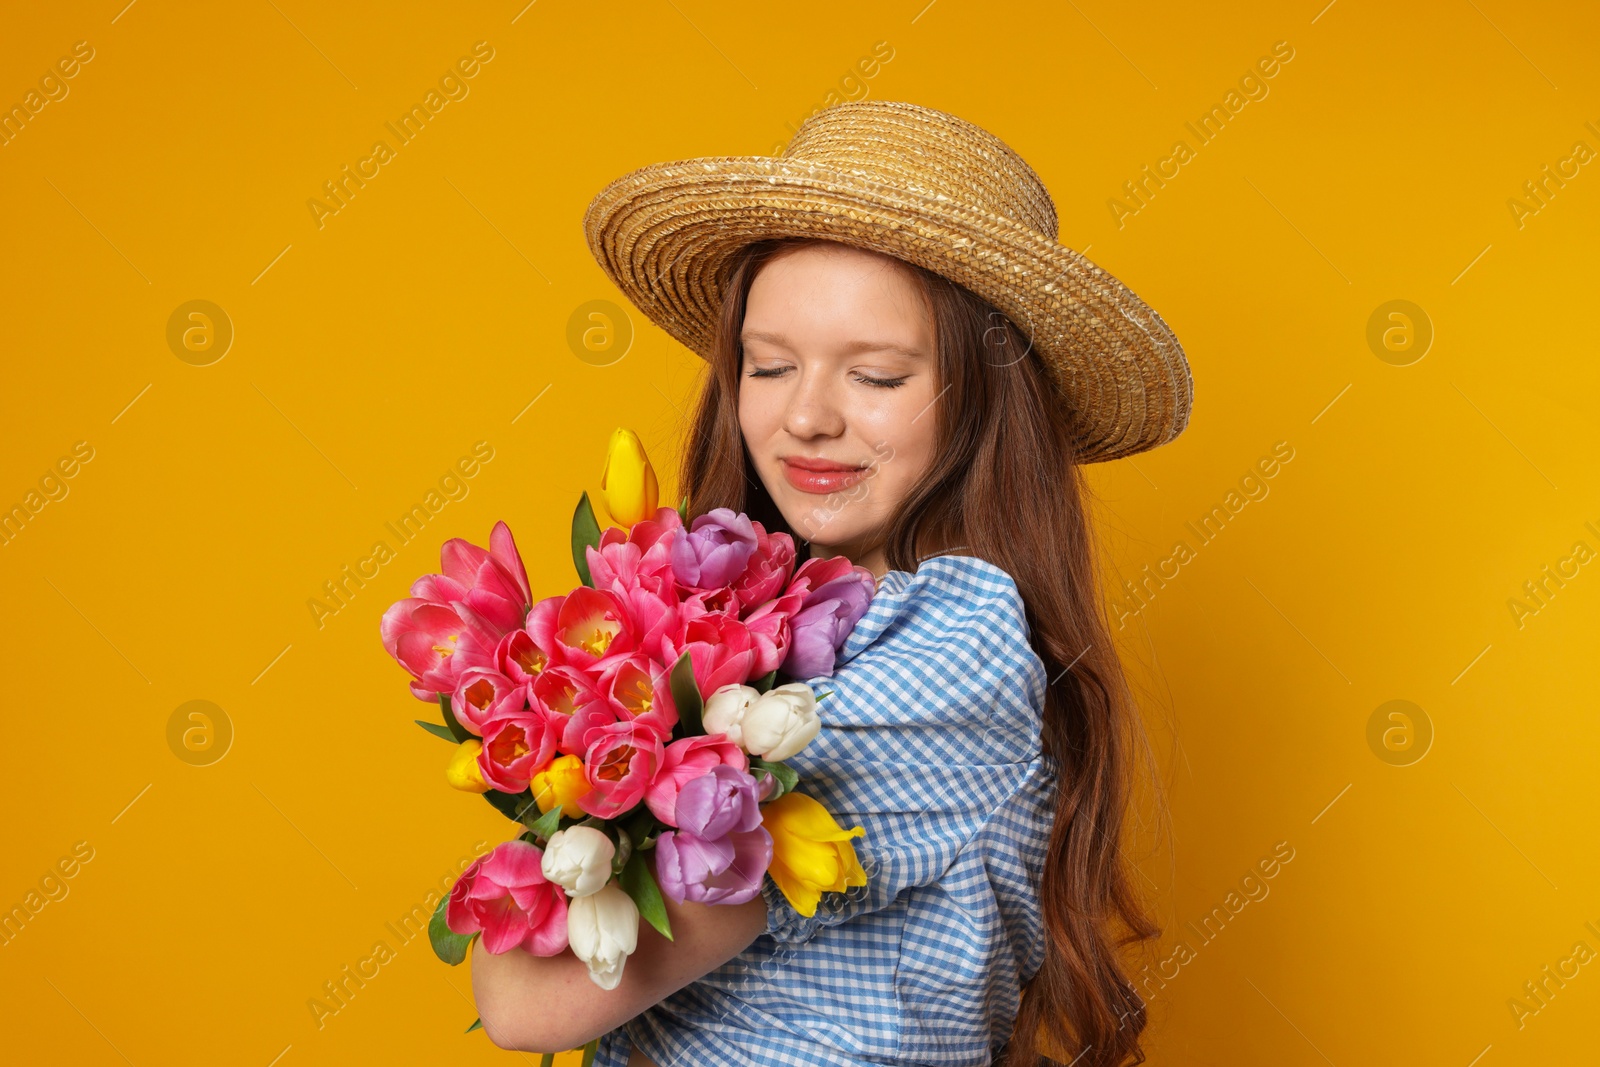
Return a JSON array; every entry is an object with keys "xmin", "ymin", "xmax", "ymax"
[{"xmin": 596, "ymin": 554, "xmax": 1059, "ymax": 1066}]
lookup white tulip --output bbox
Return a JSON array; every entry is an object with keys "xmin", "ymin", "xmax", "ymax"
[
  {"xmin": 701, "ymin": 683, "xmax": 761, "ymax": 747},
  {"xmin": 741, "ymin": 683, "xmax": 821, "ymax": 762},
  {"xmin": 566, "ymin": 882, "xmax": 640, "ymax": 990},
  {"xmin": 541, "ymin": 826, "xmax": 615, "ymax": 898}
]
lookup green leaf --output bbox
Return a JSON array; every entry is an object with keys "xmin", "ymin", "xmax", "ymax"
[
  {"xmin": 621, "ymin": 805, "xmax": 657, "ymax": 843},
  {"xmin": 465, "ymin": 1017, "xmax": 483, "ymax": 1033},
  {"xmin": 611, "ymin": 824, "xmax": 633, "ymax": 875},
  {"xmin": 621, "ymin": 806, "xmax": 660, "ymax": 851},
  {"xmin": 428, "ymin": 889, "xmax": 476, "ymax": 965},
  {"xmin": 620, "ymin": 849, "xmax": 672, "ymax": 941},
  {"xmin": 750, "ymin": 668, "xmax": 779, "ymax": 695},
  {"xmin": 524, "ymin": 802, "xmax": 563, "ymax": 840},
  {"xmin": 414, "ymin": 719, "xmax": 457, "ymax": 742},
  {"xmin": 669, "ymin": 650, "xmax": 704, "ymax": 736},
  {"xmin": 676, "ymin": 494, "xmax": 689, "ymax": 524},
  {"xmin": 750, "ymin": 757, "xmax": 798, "ymax": 801},
  {"xmin": 572, "ymin": 491, "xmax": 603, "ymax": 588},
  {"xmin": 483, "ymin": 788, "xmax": 538, "ymax": 823},
  {"xmin": 814, "ymin": 689, "xmax": 833, "ymax": 705},
  {"xmin": 439, "ymin": 694, "xmax": 471, "ymax": 743}
]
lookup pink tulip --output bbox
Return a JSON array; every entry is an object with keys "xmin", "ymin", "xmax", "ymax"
[
  {"xmin": 558, "ymin": 692, "xmax": 630, "ymax": 757},
  {"xmin": 689, "ymin": 585, "xmax": 741, "ymax": 617},
  {"xmin": 552, "ymin": 587, "xmax": 638, "ymax": 674},
  {"xmin": 447, "ymin": 840, "xmax": 569, "ymax": 956},
  {"xmin": 597, "ymin": 653, "xmax": 678, "ymax": 742},
  {"xmin": 741, "ymin": 593, "xmax": 799, "ymax": 678},
  {"xmin": 587, "ymin": 507, "xmax": 683, "ymax": 593},
  {"xmin": 381, "ymin": 522, "xmax": 536, "ymax": 700},
  {"xmin": 732, "ymin": 523, "xmax": 797, "ymax": 612},
  {"xmin": 578, "ymin": 720, "xmax": 665, "ymax": 820},
  {"xmin": 495, "ymin": 629, "xmax": 548, "ymax": 690},
  {"xmin": 451, "ymin": 665, "xmax": 527, "ymax": 735},
  {"xmin": 521, "ymin": 595, "xmax": 567, "ymax": 666},
  {"xmin": 530, "ymin": 665, "xmax": 604, "ymax": 755},
  {"xmin": 530, "ymin": 662, "xmax": 597, "ymax": 715},
  {"xmin": 380, "ymin": 599, "xmax": 496, "ymax": 701},
  {"xmin": 399, "ymin": 523, "xmax": 532, "ymax": 648},
  {"xmin": 585, "ymin": 525, "xmax": 686, "ymax": 668},
  {"xmin": 645, "ymin": 733, "xmax": 749, "ymax": 827},
  {"xmin": 609, "ymin": 582, "xmax": 684, "ymax": 668},
  {"xmin": 585, "ymin": 540, "xmax": 652, "ymax": 597},
  {"xmin": 437, "ymin": 521, "xmax": 533, "ymax": 637},
  {"xmin": 659, "ymin": 612, "xmax": 757, "ymax": 702},
  {"xmin": 479, "ymin": 709, "xmax": 564, "ymax": 793}
]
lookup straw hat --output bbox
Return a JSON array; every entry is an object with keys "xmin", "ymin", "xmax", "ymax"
[{"xmin": 582, "ymin": 100, "xmax": 1192, "ymax": 463}]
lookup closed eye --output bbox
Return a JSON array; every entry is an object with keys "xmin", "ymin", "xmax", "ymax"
[{"xmin": 744, "ymin": 366, "xmax": 908, "ymax": 389}]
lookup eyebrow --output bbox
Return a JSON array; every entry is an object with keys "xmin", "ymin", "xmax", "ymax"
[{"xmin": 740, "ymin": 329, "xmax": 927, "ymax": 362}]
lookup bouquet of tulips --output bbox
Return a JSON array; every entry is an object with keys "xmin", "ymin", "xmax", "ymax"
[{"xmin": 380, "ymin": 429, "xmax": 877, "ymax": 1046}]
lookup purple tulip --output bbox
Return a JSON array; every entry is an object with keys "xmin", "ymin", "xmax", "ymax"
[
  {"xmin": 670, "ymin": 508, "xmax": 759, "ymax": 591},
  {"xmin": 781, "ymin": 563, "xmax": 875, "ymax": 678},
  {"xmin": 676, "ymin": 763, "xmax": 765, "ymax": 837},
  {"xmin": 653, "ymin": 765, "xmax": 773, "ymax": 905}
]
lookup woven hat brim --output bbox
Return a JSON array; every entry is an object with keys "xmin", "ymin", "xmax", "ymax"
[{"xmin": 583, "ymin": 156, "xmax": 1193, "ymax": 463}]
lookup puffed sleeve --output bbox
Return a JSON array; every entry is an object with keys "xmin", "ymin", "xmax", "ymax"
[{"xmin": 758, "ymin": 556, "xmax": 1050, "ymax": 946}]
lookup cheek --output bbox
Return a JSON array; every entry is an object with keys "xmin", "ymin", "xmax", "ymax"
[
  {"xmin": 736, "ymin": 391, "xmax": 763, "ymax": 446},
  {"xmin": 859, "ymin": 392, "xmax": 937, "ymax": 489},
  {"xmin": 738, "ymin": 391, "xmax": 784, "ymax": 469}
]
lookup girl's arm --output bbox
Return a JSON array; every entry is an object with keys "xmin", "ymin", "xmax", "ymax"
[{"xmin": 470, "ymin": 885, "xmax": 769, "ymax": 1054}]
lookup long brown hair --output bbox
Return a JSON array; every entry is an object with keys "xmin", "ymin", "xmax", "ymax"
[{"xmin": 676, "ymin": 236, "xmax": 1163, "ymax": 1066}]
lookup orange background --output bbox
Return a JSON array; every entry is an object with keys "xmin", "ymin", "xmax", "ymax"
[{"xmin": 3, "ymin": 1, "xmax": 1597, "ymax": 1064}]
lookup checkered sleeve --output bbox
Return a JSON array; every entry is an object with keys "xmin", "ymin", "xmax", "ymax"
[{"xmin": 759, "ymin": 558, "xmax": 1049, "ymax": 948}]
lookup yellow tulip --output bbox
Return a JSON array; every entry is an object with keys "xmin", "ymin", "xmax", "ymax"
[
  {"xmin": 599, "ymin": 427, "xmax": 659, "ymax": 528},
  {"xmin": 761, "ymin": 791, "xmax": 868, "ymax": 917},
  {"xmin": 446, "ymin": 739, "xmax": 490, "ymax": 793},
  {"xmin": 530, "ymin": 754, "xmax": 591, "ymax": 819}
]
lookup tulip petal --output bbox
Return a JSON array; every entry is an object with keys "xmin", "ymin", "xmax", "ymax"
[
  {"xmin": 490, "ymin": 520, "xmax": 533, "ymax": 607},
  {"xmin": 478, "ymin": 896, "xmax": 527, "ymax": 955},
  {"xmin": 440, "ymin": 538, "xmax": 490, "ymax": 586}
]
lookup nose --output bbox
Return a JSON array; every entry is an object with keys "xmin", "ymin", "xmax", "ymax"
[{"xmin": 781, "ymin": 365, "xmax": 845, "ymax": 440}]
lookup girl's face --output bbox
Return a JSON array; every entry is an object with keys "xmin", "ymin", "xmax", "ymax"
[{"xmin": 737, "ymin": 241, "xmax": 940, "ymax": 578}]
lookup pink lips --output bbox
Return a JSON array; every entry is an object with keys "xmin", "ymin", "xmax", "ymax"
[{"xmin": 781, "ymin": 457, "xmax": 868, "ymax": 495}]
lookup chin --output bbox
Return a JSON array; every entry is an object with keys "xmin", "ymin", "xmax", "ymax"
[
  {"xmin": 796, "ymin": 518, "xmax": 874, "ymax": 555},
  {"xmin": 768, "ymin": 485, "xmax": 878, "ymax": 549}
]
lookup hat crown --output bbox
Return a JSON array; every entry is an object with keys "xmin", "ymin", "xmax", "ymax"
[{"xmin": 779, "ymin": 100, "xmax": 1060, "ymax": 240}]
